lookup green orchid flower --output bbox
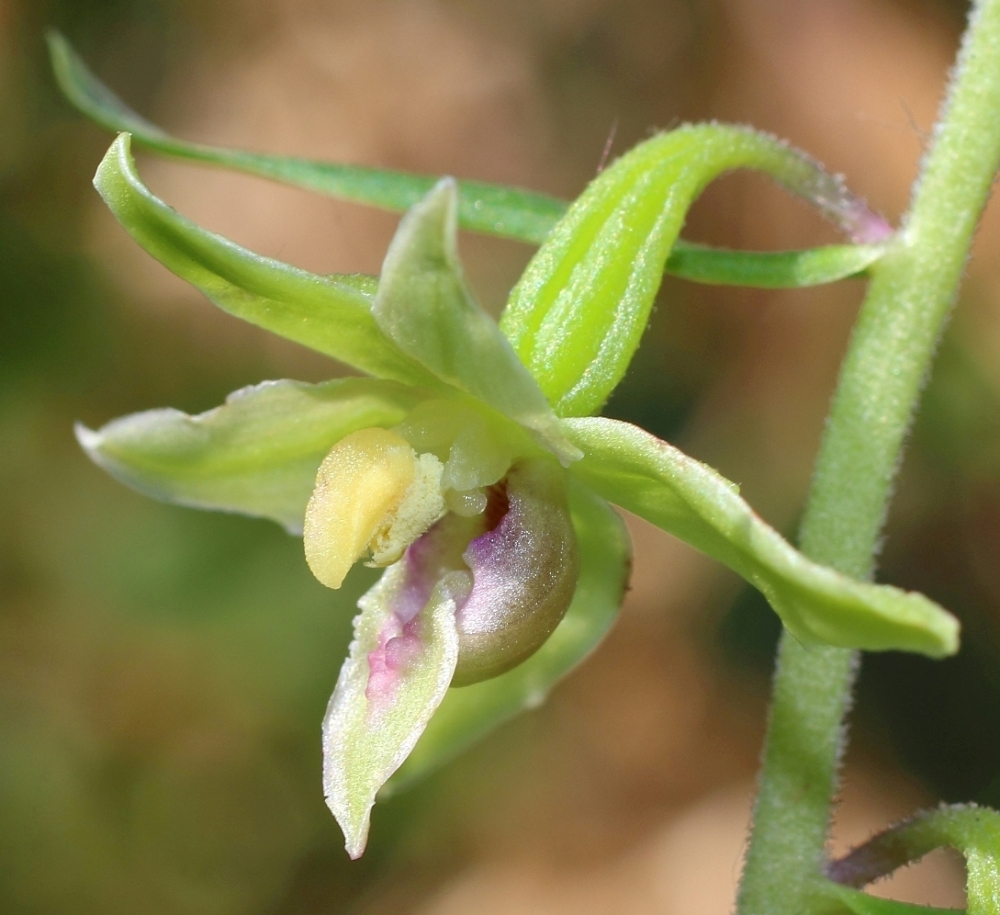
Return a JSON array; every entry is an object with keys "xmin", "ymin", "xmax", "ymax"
[{"xmin": 76, "ymin": 123, "xmax": 959, "ymax": 860}]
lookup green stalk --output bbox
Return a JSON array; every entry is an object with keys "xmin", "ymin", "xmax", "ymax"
[{"xmin": 737, "ymin": 2, "xmax": 1000, "ymax": 912}]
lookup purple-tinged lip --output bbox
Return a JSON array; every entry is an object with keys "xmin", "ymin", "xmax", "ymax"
[
  {"xmin": 453, "ymin": 456, "xmax": 579, "ymax": 686},
  {"xmin": 363, "ymin": 514, "xmax": 480, "ymax": 707},
  {"xmin": 362, "ymin": 456, "xmax": 579, "ymax": 696},
  {"xmin": 366, "ymin": 616, "xmax": 422, "ymax": 705}
]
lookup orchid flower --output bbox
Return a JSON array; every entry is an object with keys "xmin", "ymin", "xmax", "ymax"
[{"xmin": 58, "ymin": 35, "xmax": 961, "ymax": 859}]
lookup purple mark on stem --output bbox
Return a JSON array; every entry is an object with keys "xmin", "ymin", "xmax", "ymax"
[{"xmin": 841, "ymin": 199, "xmax": 895, "ymax": 244}]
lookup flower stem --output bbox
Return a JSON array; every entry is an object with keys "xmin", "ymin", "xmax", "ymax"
[{"xmin": 736, "ymin": 2, "xmax": 1000, "ymax": 912}]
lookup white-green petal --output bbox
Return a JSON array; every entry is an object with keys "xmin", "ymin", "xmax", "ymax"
[
  {"xmin": 77, "ymin": 377, "xmax": 429, "ymax": 533},
  {"xmin": 323, "ymin": 563, "xmax": 463, "ymax": 858},
  {"xmin": 386, "ymin": 479, "xmax": 630, "ymax": 791},
  {"xmin": 373, "ymin": 179, "xmax": 581, "ymax": 465},
  {"xmin": 564, "ymin": 416, "xmax": 959, "ymax": 658}
]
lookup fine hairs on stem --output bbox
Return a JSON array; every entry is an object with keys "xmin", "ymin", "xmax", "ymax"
[{"xmin": 738, "ymin": 2, "xmax": 1000, "ymax": 912}]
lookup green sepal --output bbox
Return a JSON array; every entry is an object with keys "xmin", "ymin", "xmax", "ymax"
[
  {"xmin": 76, "ymin": 377, "xmax": 429, "ymax": 533},
  {"xmin": 94, "ymin": 134, "xmax": 438, "ymax": 386},
  {"xmin": 386, "ymin": 478, "xmax": 630, "ymax": 791},
  {"xmin": 373, "ymin": 179, "xmax": 580, "ymax": 463},
  {"xmin": 323, "ymin": 564, "xmax": 462, "ymax": 859},
  {"xmin": 50, "ymin": 32, "xmax": 884, "ymax": 289},
  {"xmin": 563, "ymin": 417, "xmax": 959, "ymax": 657},
  {"xmin": 502, "ymin": 125, "xmax": 887, "ymax": 417}
]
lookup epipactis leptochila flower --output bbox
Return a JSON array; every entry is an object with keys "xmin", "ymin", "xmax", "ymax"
[{"xmin": 77, "ymin": 128, "xmax": 959, "ymax": 860}]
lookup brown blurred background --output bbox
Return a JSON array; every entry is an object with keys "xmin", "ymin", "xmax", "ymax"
[{"xmin": 3, "ymin": 0, "xmax": 999, "ymax": 911}]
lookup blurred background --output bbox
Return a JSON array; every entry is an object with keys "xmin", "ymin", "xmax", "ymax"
[{"xmin": 3, "ymin": 0, "xmax": 999, "ymax": 911}]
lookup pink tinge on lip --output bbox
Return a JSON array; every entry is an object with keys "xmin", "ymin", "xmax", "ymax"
[
  {"xmin": 366, "ymin": 616, "xmax": 425, "ymax": 706},
  {"xmin": 363, "ymin": 512, "xmax": 482, "ymax": 708},
  {"xmin": 362, "ymin": 456, "xmax": 579, "ymax": 700},
  {"xmin": 454, "ymin": 458, "xmax": 579, "ymax": 685}
]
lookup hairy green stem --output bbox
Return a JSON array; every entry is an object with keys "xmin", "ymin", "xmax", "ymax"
[{"xmin": 737, "ymin": 2, "xmax": 1000, "ymax": 912}]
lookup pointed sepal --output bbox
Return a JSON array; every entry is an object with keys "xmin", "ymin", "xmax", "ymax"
[
  {"xmin": 322, "ymin": 564, "xmax": 465, "ymax": 858},
  {"xmin": 93, "ymin": 134, "xmax": 436, "ymax": 385}
]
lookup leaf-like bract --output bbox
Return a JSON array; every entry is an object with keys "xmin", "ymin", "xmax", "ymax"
[{"xmin": 49, "ymin": 33, "xmax": 883, "ymax": 290}]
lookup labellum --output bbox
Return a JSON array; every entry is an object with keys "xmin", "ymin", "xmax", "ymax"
[
  {"xmin": 452, "ymin": 456, "xmax": 579, "ymax": 685},
  {"xmin": 305, "ymin": 426, "xmax": 580, "ymax": 856}
]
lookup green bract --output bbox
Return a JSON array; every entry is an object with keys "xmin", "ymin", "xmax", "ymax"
[
  {"xmin": 70, "ymin": 79, "xmax": 958, "ymax": 858},
  {"xmin": 48, "ymin": 30, "xmax": 886, "ymax": 289}
]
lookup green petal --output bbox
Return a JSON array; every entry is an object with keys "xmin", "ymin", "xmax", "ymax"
[
  {"xmin": 501, "ymin": 126, "xmax": 890, "ymax": 417},
  {"xmin": 386, "ymin": 478, "xmax": 630, "ymax": 791},
  {"xmin": 49, "ymin": 32, "xmax": 884, "ymax": 288},
  {"xmin": 93, "ymin": 134, "xmax": 436, "ymax": 386},
  {"xmin": 76, "ymin": 377, "xmax": 428, "ymax": 533},
  {"xmin": 323, "ymin": 564, "xmax": 462, "ymax": 858},
  {"xmin": 564, "ymin": 417, "xmax": 958, "ymax": 658},
  {"xmin": 372, "ymin": 179, "xmax": 580, "ymax": 463}
]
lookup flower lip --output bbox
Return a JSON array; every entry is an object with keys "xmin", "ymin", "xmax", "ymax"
[
  {"xmin": 451, "ymin": 456, "xmax": 579, "ymax": 686},
  {"xmin": 343, "ymin": 452, "xmax": 580, "ymax": 691},
  {"xmin": 364, "ymin": 568, "xmax": 470, "ymax": 711}
]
